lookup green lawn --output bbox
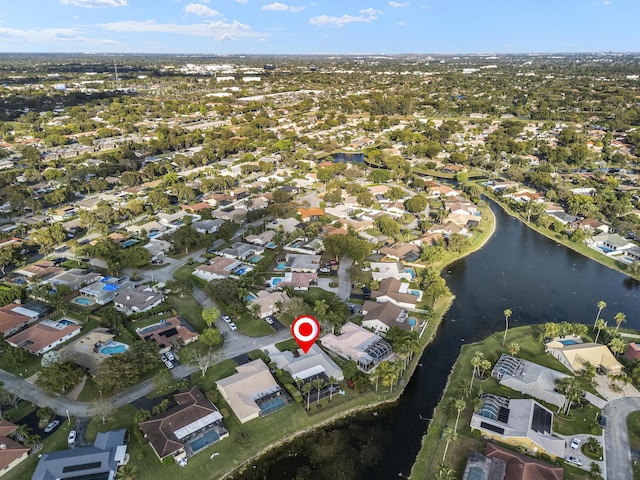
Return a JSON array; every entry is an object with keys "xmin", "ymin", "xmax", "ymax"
[
  {"xmin": 410, "ymin": 325, "xmax": 600, "ymax": 480},
  {"xmin": 629, "ymin": 412, "xmax": 640, "ymax": 480},
  {"xmin": 172, "ymin": 263, "xmax": 208, "ymax": 289},
  {"xmin": 275, "ymin": 338, "xmax": 298, "ymax": 352},
  {"xmin": 167, "ymin": 294, "xmax": 205, "ymax": 332},
  {"xmin": 4, "ymin": 400, "xmax": 36, "ymax": 423}
]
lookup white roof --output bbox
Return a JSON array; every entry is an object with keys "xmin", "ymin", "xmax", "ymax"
[
  {"xmin": 11, "ymin": 306, "xmax": 38, "ymax": 318},
  {"xmin": 173, "ymin": 411, "xmax": 223, "ymax": 440}
]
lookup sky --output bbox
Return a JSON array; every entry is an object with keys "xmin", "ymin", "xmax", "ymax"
[{"xmin": 0, "ymin": 0, "xmax": 638, "ymax": 54}]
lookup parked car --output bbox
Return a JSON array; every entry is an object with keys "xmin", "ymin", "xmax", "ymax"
[
  {"xmin": 599, "ymin": 416, "xmax": 607, "ymax": 428},
  {"xmin": 228, "ymin": 322, "xmax": 238, "ymax": 331},
  {"xmin": 68, "ymin": 430, "xmax": 77, "ymax": 445},
  {"xmin": 165, "ymin": 351, "xmax": 175, "ymax": 361},
  {"xmin": 565, "ymin": 456, "xmax": 583, "ymax": 467},
  {"xmin": 160, "ymin": 353, "xmax": 168, "ymax": 362},
  {"xmin": 264, "ymin": 316, "xmax": 274, "ymax": 325},
  {"xmin": 222, "ymin": 315, "xmax": 231, "ymax": 324},
  {"xmin": 44, "ymin": 420, "xmax": 60, "ymax": 433},
  {"xmin": 164, "ymin": 360, "xmax": 174, "ymax": 369},
  {"xmin": 570, "ymin": 438, "xmax": 581, "ymax": 450}
]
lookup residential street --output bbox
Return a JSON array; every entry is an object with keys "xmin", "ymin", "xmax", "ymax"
[
  {"xmin": 603, "ymin": 397, "xmax": 640, "ymax": 480},
  {"xmin": 337, "ymin": 257, "xmax": 353, "ymax": 301}
]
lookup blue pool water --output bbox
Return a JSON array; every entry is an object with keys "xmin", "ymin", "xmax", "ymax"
[
  {"xmin": 73, "ymin": 297, "xmax": 92, "ymax": 306},
  {"xmin": 122, "ymin": 239, "xmax": 138, "ymax": 248},
  {"xmin": 405, "ymin": 268, "xmax": 416, "ymax": 279},
  {"xmin": 560, "ymin": 339, "xmax": 578, "ymax": 346},
  {"xmin": 266, "ymin": 242, "xmax": 276, "ymax": 249},
  {"xmin": 58, "ymin": 319, "xmax": 77, "ymax": 326},
  {"xmin": 188, "ymin": 430, "xmax": 220, "ymax": 452},
  {"xmin": 235, "ymin": 267, "xmax": 248, "ymax": 275},
  {"xmin": 148, "ymin": 231, "xmax": 162, "ymax": 238},
  {"xmin": 250, "ymin": 255, "xmax": 263, "ymax": 263},
  {"xmin": 271, "ymin": 278, "xmax": 283, "ymax": 287},
  {"xmin": 99, "ymin": 342, "xmax": 129, "ymax": 355},
  {"xmin": 276, "ymin": 263, "xmax": 286, "ymax": 271},
  {"xmin": 598, "ymin": 246, "xmax": 614, "ymax": 253},
  {"xmin": 408, "ymin": 318, "xmax": 417, "ymax": 327},
  {"xmin": 409, "ymin": 290, "xmax": 421, "ymax": 297},
  {"xmin": 245, "ymin": 293, "xmax": 257, "ymax": 301},
  {"xmin": 259, "ymin": 396, "xmax": 288, "ymax": 415}
]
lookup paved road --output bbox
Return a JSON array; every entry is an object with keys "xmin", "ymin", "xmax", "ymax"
[{"xmin": 603, "ymin": 397, "xmax": 640, "ymax": 480}]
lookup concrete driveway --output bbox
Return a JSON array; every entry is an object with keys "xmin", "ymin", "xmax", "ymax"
[
  {"xmin": 336, "ymin": 258, "xmax": 353, "ymax": 301},
  {"xmin": 556, "ymin": 432, "xmax": 604, "ymax": 474}
]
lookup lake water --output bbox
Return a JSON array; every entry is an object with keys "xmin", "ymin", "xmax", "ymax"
[{"xmin": 232, "ymin": 200, "xmax": 640, "ymax": 480}]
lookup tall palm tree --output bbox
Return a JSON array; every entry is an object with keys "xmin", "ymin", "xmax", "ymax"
[
  {"xmin": 593, "ymin": 300, "xmax": 606, "ymax": 329},
  {"xmin": 457, "ymin": 383, "xmax": 472, "ymax": 399},
  {"xmin": 327, "ymin": 376, "xmax": 338, "ymax": 403},
  {"xmin": 470, "ymin": 352, "xmax": 484, "ymax": 389},
  {"xmin": 441, "ymin": 427, "xmax": 457, "ymax": 462},
  {"xmin": 502, "ymin": 308, "xmax": 512, "ymax": 346},
  {"xmin": 594, "ymin": 318, "xmax": 607, "ymax": 343},
  {"xmin": 311, "ymin": 377, "xmax": 326, "ymax": 405},
  {"xmin": 508, "ymin": 342, "xmax": 520, "ymax": 356},
  {"xmin": 609, "ymin": 337, "xmax": 627, "ymax": 357},
  {"xmin": 452, "ymin": 399, "xmax": 466, "ymax": 432},
  {"xmin": 435, "ymin": 464, "xmax": 456, "ymax": 480},
  {"xmin": 301, "ymin": 382, "xmax": 313, "ymax": 411},
  {"xmin": 116, "ymin": 463, "xmax": 139, "ymax": 480},
  {"xmin": 614, "ymin": 312, "xmax": 627, "ymax": 334}
]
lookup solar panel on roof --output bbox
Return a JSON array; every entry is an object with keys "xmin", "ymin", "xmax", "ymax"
[{"xmin": 531, "ymin": 404, "xmax": 552, "ymax": 434}]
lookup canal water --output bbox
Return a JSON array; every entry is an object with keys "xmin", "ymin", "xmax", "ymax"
[{"xmin": 232, "ymin": 201, "xmax": 640, "ymax": 480}]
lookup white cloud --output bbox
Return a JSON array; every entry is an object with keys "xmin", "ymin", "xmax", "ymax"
[
  {"xmin": 99, "ymin": 19, "xmax": 263, "ymax": 40},
  {"xmin": 60, "ymin": 0, "xmax": 127, "ymax": 7},
  {"xmin": 309, "ymin": 8, "xmax": 381, "ymax": 27},
  {"xmin": 396, "ymin": 21, "xmax": 406, "ymax": 26},
  {"xmin": 262, "ymin": 2, "xmax": 304, "ymax": 12},
  {"xmin": 389, "ymin": 1, "xmax": 409, "ymax": 6},
  {"xmin": 0, "ymin": 26, "xmax": 119, "ymax": 45},
  {"xmin": 185, "ymin": 3, "xmax": 221, "ymax": 16}
]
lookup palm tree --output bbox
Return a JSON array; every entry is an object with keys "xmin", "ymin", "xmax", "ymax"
[
  {"xmin": 609, "ymin": 337, "xmax": 627, "ymax": 357},
  {"xmin": 593, "ymin": 300, "xmax": 606, "ymax": 329},
  {"xmin": 594, "ymin": 318, "xmax": 607, "ymax": 343},
  {"xmin": 585, "ymin": 436, "xmax": 601, "ymax": 454},
  {"xmin": 441, "ymin": 427, "xmax": 457, "ymax": 461},
  {"xmin": 457, "ymin": 383, "xmax": 472, "ymax": 399},
  {"xmin": 311, "ymin": 377, "xmax": 325, "ymax": 406},
  {"xmin": 435, "ymin": 463, "xmax": 456, "ymax": 480},
  {"xmin": 327, "ymin": 376, "xmax": 338, "ymax": 403},
  {"xmin": 502, "ymin": 308, "xmax": 512, "ymax": 345},
  {"xmin": 452, "ymin": 399, "xmax": 466, "ymax": 432},
  {"xmin": 369, "ymin": 370, "xmax": 380, "ymax": 393},
  {"xmin": 470, "ymin": 352, "xmax": 484, "ymax": 389},
  {"xmin": 301, "ymin": 382, "xmax": 313, "ymax": 411},
  {"xmin": 508, "ymin": 342, "xmax": 520, "ymax": 356},
  {"xmin": 116, "ymin": 463, "xmax": 139, "ymax": 480},
  {"xmin": 479, "ymin": 359, "xmax": 492, "ymax": 379},
  {"xmin": 614, "ymin": 312, "xmax": 627, "ymax": 334}
]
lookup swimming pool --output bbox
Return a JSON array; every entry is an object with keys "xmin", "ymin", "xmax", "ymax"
[
  {"xmin": 249, "ymin": 255, "xmax": 263, "ymax": 263},
  {"xmin": 271, "ymin": 277, "xmax": 283, "ymax": 287},
  {"xmin": 408, "ymin": 318, "xmax": 417, "ymax": 327},
  {"xmin": 245, "ymin": 293, "xmax": 257, "ymax": 301},
  {"xmin": 122, "ymin": 239, "xmax": 138, "ymax": 248},
  {"xmin": 598, "ymin": 246, "xmax": 614, "ymax": 253},
  {"xmin": 187, "ymin": 429, "xmax": 220, "ymax": 453},
  {"xmin": 58, "ymin": 319, "xmax": 77, "ymax": 326},
  {"xmin": 73, "ymin": 297, "xmax": 93, "ymax": 306},
  {"xmin": 276, "ymin": 262, "xmax": 286, "ymax": 271},
  {"xmin": 405, "ymin": 268, "xmax": 416, "ymax": 279},
  {"xmin": 99, "ymin": 341, "xmax": 129, "ymax": 355},
  {"xmin": 235, "ymin": 267, "xmax": 248, "ymax": 275},
  {"xmin": 409, "ymin": 290, "xmax": 421, "ymax": 297},
  {"xmin": 560, "ymin": 339, "xmax": 578, "ymax": 346},
  {"xmin": 266, "ymin": 242, "xmax": 276, "ymax": 249}
]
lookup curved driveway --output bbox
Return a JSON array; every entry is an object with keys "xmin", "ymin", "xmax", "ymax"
[{"xmin": 603, "ymin": 397, "xmax": 640, "ymax": 480}]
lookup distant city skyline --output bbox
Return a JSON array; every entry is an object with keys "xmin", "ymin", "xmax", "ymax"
[{"xmin": 1, "ymin": 0, "xmax": 638, "ymax": 54}]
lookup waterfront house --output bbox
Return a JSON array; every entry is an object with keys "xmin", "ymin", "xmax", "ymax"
[
  {"xmin": 320, "ymin": 322, "xmax": 393, "ymax": 372},
  {"xmin": 371, "ymin": 277, "xmax": 422, "ymax": 310},
  {"xmin": 545, "ymin": 342, "xmax": 623, "ymax": 375},
  {"xmin": 361, "ymin": 300, "xmax": 414, "ymax": 334}
]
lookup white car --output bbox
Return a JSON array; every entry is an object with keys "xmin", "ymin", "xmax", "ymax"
[
  {"xmin": 222, "ymin": 315, "xmax": 231, "ymax": 324},
  {"xmin": 44, "ymin": 420, "xmax": 60, "ymax": 433},
  {"xmin": 264, "ymin": 316, "xmax": 274, "ymax": 325},
  {"xmin": 228, "ymin": 322, "xmax": 238, "ymax": 331},
  {"xmin": 68, "ymin": 430, "xmax": 77, "ymax": 445},
  {"xmin": 570, "ymin": 438, "xmax": 581, "ymax": 450},
  {"xmin": 165, "ymin": 351, "xmax": 175, "ymax": 361},
  {"xmin": 164, "ymin": 360, "xmax": 174, "ymax": 369},
  {"xmin": 565, "ymin": 455, "xmax": 583, "ymax": 467}
]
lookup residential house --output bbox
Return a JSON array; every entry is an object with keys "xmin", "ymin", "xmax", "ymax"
[
  {"xmin": 0, "ymin": 303, "xmax": 40, "ymax": 337},
  {"xmin": 545, "ymin": 342, "xmax": 623, "ymax": 375},
  {"xmin": 362, "ymin": 300, "xmax": 417, "ymax": 334},
  {"xmin": 371, "ymin": 277, "xmax": 422, "ymax": 310},
  {"xmin": 192, "ymin": 219, "xmax": 225, "ymax": 234},
  {"xmin": 588, "ymin": 232, "xmax": 636, "ymax": 255},
  {"xmin": 625, "ymin": 342, "xmax": 640, "ymax": 362},
  {"xmin": 370, "ymin": 262, "xmax": 414, "ymax": 282},
  {"xmin": 113, "ymin": 286, "xmax": 166, "ymax": 316},
  {"xmin": 78, "ymin": 277, "xmax": 122, "ymax": 305},
  {"xmin": 48, "ymin": 269, "xmax": 102, "ymax": 292},
  {"xmin": 135, "ymin": 316, "xmax": 199, "ymax": 352},
  {"xmin": 216, "ymin": 359, "xmax": 286, "ymax": 423},
  {"xmin": 297, "ymin": 207, "xmax": 325, "ymax": 222},
  {"xmin": 194, "ymin": 256, "xmax": 253, "ymax": 281},
  {"xmin": 32, "ymin": 429, "xmax": 127, "ymax": 480},
  {"xmin": 245, "ymin": 230, "xmax": 275, "ymax": 246},
  {"xmin": 378, "ymin": 242, "xmax": 420, "ymax": 262},
  {"xmin": 285, "ymin": 254, "xmax": 322, "ymax": 273},
  {"xmin": 266, "ymin": 218, "xmax": 303, "ymax": 234},
  {"xmin": 285, "ymin": 237, "xmax": 324, "ymax": 255},
  {"xmin": 0, "ymin": 420, "xmax": 28, "ymax": 477},
  {"xmin": 320, "ymin": 322, "xmax": 393, "ymax": 372},
  {"xmin": 461, "ymin": 443, "xmax": 564, "ymax": 480},
  {"xmin": 470, "ymin": 394, "xmax": 565, "ymax": 459},
  {"xmin": 548, "ymin": 211, "xmax": 577, "ymax": 225},
  {"xmin": 572, "ymin": 218, "xmax": 609, "ymax": 234},
  {"xmin": 139, "ymin": 387, "xmax": 228, "ymax": 460},
  {"xmin": 14, "ymin": 261, "xmax": 64, "ymax": 281},
  {"xmin": 217, "ymin": 242, "xmax": 264, "ymax": 261},
  {"xmin": 269, "ymin": 344, "xmax": 344, "ymax": 383},
  {"xmin": 157, "ymin": 211, "xmax": 200, "ymax": 227},
  {"xmin": 144, "ymin": 238, "xmax": 171, "ymax": 261},
  {"xmin": 276, "ymin": 272, "xmax": 317, "ymax": 290},
  {"xmin": 492, "ymin": 355, "xmax": 569, "ymax": 408},
  {"xmin": 125, "ymin": 221, "xmax": 168, "ymax": 237},
  {"xmin": 249, "ymin": 291, "xmax": 290, "ymax": 318},
  {"xmin": 6, "ymin": 318, "xmax": 82, "ymax": 356}
]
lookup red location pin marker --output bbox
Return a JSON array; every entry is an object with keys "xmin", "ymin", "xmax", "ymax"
[{"xmin": 291, "ymin": 315, "xmax": 320, "ymax": 354}]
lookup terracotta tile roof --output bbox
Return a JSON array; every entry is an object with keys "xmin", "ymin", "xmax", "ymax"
[
  {"xmin": 485, "ymin": 443, "xmax": 564, "ymax": 480},
  {"xmin": 7, "ymin": 320, "xmax": 81, "ymax": 355}
]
